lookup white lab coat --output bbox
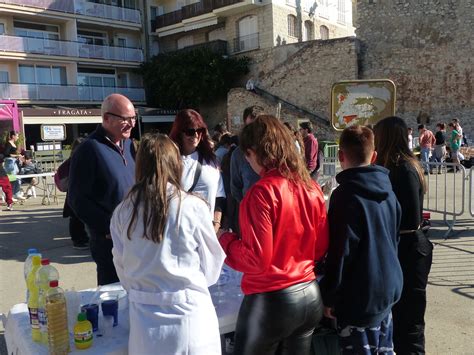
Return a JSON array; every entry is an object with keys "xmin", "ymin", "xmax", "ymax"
[
  {"xmin": 110, "ymin": 185, "xmax": 226, "ymax": 355},
  {"xmin": 181, "ymin": 151, "xmax": 225, "ymax": 212}
]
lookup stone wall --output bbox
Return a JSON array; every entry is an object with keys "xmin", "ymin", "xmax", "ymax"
[
  {"xmin": 356, "ymin": 0, "xmax": 474, "ymax": 139},
  {"xmin": 229, "ymin": 37, "xmax": 359, "ymax": 139}
]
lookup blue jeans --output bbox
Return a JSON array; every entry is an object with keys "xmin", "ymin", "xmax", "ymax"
[
  {"xmin": 338, "ymin": 312, "xmax": 394, "ymax": 354},
  {"xmin": 420, "ymin": 147, "xmax": 431, "ymax": 172}
]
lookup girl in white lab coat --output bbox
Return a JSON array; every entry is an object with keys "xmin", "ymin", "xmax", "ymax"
[{"xmin": 110, "ymin": 133, "xmax": 226, "ymax": 355}]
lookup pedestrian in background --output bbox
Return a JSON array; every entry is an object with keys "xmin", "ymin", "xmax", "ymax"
[
  {"xmin": 299, "ymin": 121, "xmax": 319, "ymax": 180},
  {"xmin": 418, "ymin": 124, "xmax": 436, "ymax": 174},
  {"xmin": 55, "ymin": 137, "xmax": 89, "ymax": 249},
  {"xmin": 433, "ymin": 123, "xmax": 447, "ymax": 174}
]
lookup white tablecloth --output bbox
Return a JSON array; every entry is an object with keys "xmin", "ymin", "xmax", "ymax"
[{"xmin": 5, "ymin": 266, "xmax": 243, "ymax": 355}]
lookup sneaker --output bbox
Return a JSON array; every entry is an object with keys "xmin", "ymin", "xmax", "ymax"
[
  {"xmin": 6, "ymin": 204, "xmax": 13, "ymax": 211},
  {"xmin": 73, "ymin": 242, "xmax": 89, "ymax": 250},
  {"xmin": 14, "ymin": 194, "xmax": 26, "ymax": 200},
  {"xmin": 11, "ymin": 197, "xmax": 18, "ymax": 202}
]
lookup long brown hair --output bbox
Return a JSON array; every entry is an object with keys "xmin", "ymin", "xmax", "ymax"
[
  {"xmin": 374, "ymin": 116, "xmax": 426, "ymax": 192},
  {"xmin": 240, "ymin": 115, "xmax": 313, "ymax": 188},
  {"xmin": 169, "ymin": 109, "xmax": 216, "ymax": 164},
  {"xmin": 126, "ymin": 133, "xmax": 183, "ymax": 243}
]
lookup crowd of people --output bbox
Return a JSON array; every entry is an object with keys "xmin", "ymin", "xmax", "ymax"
[
  {"xmin": 3, "ymin": 92, "xmax": 466, "ymax": 354},
  {"xmin": 410, "ymin": 118, "xmax": 466, "ymax": 173}
]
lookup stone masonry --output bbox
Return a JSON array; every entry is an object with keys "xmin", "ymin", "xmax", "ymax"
[
  {"xmin": 356, "ymin": 0, "xmax": 473, "ymax": 139},
  {"xmin": 227, "ymin": 0, "xmax": 473, "ymax": 141}
]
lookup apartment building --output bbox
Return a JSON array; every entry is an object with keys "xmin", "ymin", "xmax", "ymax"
[
  {"xmin": 147, "ymin": 0, "xmax": 355, "ymax": 55},
  {"xmin": 0, "ymin": 0, "xmax": 146, "ymax": 148}
]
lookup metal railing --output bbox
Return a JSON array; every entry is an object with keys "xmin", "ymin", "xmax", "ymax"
[
  {"xmin": 0, "ymin": 83, "xmax": 146, "ymax": 102},
  {"xmin": 0, "ymin": 35, "xmax": 143, "ymax": 62},
  {"xmin": 0, "ymin": 0, "xmax": 141, "ymax": 24},
  {"xmin": 154, "ymin": 0, "xmax": 244, "ymax": 29},
  {"xmin": 167, "ymin": 40, "xmax": 228, "ymax": 54},
  {"xmin": 233, "ymin": 32, "xmax": 259, "ymax": 53},
  {"xmin": 470, "ymin": 167, "xmax": 474, "ymax": 217},
  {"xmin": 423, "ymin": 162, "xmax": 469, "ymax": 238}
]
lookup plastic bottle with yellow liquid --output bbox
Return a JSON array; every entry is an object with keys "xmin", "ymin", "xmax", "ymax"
[
  {"xmin": 36, "ymin": 258, "xmax": 59, "ymax": 344},
  {"xmin": 26, "ymin": 255, "xmax": 41, "ymax": 342},
  {"xmin": 74, "ymin": 312, "xmax": 93, "ymax": 350},
  {"xmin": 45, "ymin": 280, "xmax": 70, "ymax": 355}
]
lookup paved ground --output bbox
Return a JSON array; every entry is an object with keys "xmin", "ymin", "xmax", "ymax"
[{"xmin": 0, "ymin": 171, "xmax": 473, "ymax": 354}]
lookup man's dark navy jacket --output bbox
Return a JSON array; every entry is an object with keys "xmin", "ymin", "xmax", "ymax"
[{"xmin": 69, "ymin": 125, "xmax": 135, "ymax": 235}]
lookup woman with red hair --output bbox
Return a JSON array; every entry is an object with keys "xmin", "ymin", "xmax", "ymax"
[{"xmin": 170, "ymin": 109, "xmax": 225, "ymax": 231}]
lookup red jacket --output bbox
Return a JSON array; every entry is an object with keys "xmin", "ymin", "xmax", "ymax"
[{"xmin": 219, "ymin": 169, "xmax": 329, "ymax": 295}]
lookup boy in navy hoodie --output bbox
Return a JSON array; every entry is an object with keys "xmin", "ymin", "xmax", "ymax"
[{"xmin": 320, "ymin": 125, "xmax": 403, "ymax": 354}]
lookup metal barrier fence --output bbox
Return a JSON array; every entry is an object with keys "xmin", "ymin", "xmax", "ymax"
[
  {"xmin": 470, "ymin": 167, "xmax": 474, "ymax": 218},
  {"xmin": 316, "ymin": 154, "xmax": 473, "ymax": 237},
  {"xmin": 423, "ymin": 162, "xmax": 470, "ymax": 238}
]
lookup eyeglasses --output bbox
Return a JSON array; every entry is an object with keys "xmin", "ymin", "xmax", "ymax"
[
  {"xmin": 106, "ymin": 112, "xmax": 137, "ymax": 124},
  {"xmin": 183, "ymin": 128, "xmax": 205, "ymax": 136}
]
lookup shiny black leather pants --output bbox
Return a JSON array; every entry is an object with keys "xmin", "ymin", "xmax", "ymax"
[{"xmin": 233, "ymin": 280, "xmax": 323, "ymax": 355}]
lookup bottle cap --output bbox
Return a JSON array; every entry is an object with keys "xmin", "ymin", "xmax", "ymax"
[
  {"xmin": 77, "ymin": 312, "xmax": 87, "ymax": 322},
  {"xmin": 41, "ymin": 258, "xmax": 50, "ymax": 266},
  {"xmin": 28, "ymin": 248, "xmax": 38, "ymax": 254},
  {"xmin": 49, "ymin": 280, "xmax": 58, "ymax": 287},
  {"xmin": 32, "ymin": 255, "xmax": 41, "ymax": 265}
]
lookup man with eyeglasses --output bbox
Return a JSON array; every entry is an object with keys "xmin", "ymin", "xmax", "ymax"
[{"xmin": 69, "ymin": 93, "xmax": 137, "ymax": 286}]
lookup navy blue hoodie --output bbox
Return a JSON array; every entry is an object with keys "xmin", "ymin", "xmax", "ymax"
[
  {"xmin": 320, "ymin": 165, "xmax": 403, "ymax": 327},
  {"xmin": 69, "ymin": 125, "xmax": 135, "ymax": 235}
]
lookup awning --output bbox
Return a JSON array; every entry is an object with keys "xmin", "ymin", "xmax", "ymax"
[
  {"xmin": 141, "ymin": 115, "xmax": 175, "ymax": 123},
  {"xmin": 22, "ymin": 116, "xmax": 102, "ymax": 124}
]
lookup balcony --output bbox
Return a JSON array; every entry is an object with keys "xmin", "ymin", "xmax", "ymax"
[
  {"xmin": 166, "ymin": 40, "xmax": 228, "ymax": 54},
  {"xmin": 155, "ymin": 0, "xmax": 244, "ymax": 29},
  {"xmin": 0, "ymin": 35, "xmax": 144, "ymax": 63},
  {"xmin": 0, "ymin": 0, "xmax": 141, "ymax": 24},
  {"xmin": 232, "ymin": 32, "xmax": 259, "ymax": 53},
  {"xmin": 0, "ymin": 83, "xmax": 146, "ymax": 102}
]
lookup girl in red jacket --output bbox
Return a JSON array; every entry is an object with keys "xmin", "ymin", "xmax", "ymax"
[{"xmin": 219, "ymin": 115, "xmax": 329, "ymax": 355}]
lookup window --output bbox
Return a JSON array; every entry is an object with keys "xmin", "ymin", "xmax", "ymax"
[
  {"xmin": 14, "ymin": 21, "xmax": 59, "ymax": 40},
  {"xmin": 303, "ymin": 21, "xmax": 314, "ymax": 41},
  {"xmin": 177, "ymin": 35, "xmax": 193, "ymax": 49},
  {"xmin": 236, "ymin": 15, "xmax": 258, "ymax": 52},
  {"xmin": 77, "ymin": 30, "xmax": 107, "ymax": 46},
  {"xmin": 77, "ymin": 68, "xmax": 116, "ymax": 87},
  {"xmin": 319, "ymin": 0, "xmax": 329, "ymax": 19},
  {"xmin": 118, "ymin": 38, "xmax": 126, "ymax": 47},
  {"xmin": 0, "ymin": 24, "xmax": 5, "ymax": 35},
  {"xmin": 338, "ymin": 0, "xmax": 346, "ymax": 24},
  {"xmin": 287, "ymin": 15, "xmax": 297, "ymax": 37},
  {"xmin": 0, "ymin": 71, "xmax": 9, "ymax": 83},
  {"xmin": 19, "ymin": 64, "xmax": 67, "ymax": 85},
  {"xmin": 320, "ymin": 25, "xmax": 329, "ymax": 40},
  {"xmin": 208, "ymin": 27, "xmax": 226, "ymax": 42}
]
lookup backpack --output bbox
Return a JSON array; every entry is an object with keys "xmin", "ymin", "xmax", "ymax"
[{"xmin": 54, "ymin": 159, "xmax": 70, "ymax": 192}]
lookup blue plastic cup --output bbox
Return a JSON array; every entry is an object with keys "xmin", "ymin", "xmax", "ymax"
[
  {"xmin": 101, "ymin": 298, "xmax": 118, "ymax": 327},
  {"xmin": 81, "ymin": 303, "xmax": 99, "ymax": 331}
]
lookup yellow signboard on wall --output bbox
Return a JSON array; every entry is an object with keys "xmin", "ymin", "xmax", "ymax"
[{"xmin": 331, "ymin": 79, "xmax": 396, "ymax": 131}]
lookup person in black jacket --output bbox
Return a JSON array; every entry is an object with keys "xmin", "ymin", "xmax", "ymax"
[
  {"xmin": 374, "ymin": 116, "xmax": 432, "ymax": 355},
  {"xmin": 69, "ymin": 94, "xmax": 136, "ymax": 285},
  {"xmin": 320, "ymin": 125, "xmax": 403, "ymax": 354}
]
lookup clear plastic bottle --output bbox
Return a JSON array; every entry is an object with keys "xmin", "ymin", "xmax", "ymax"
[
  {"xmin": 26, "ymin": 255, "xmax": 41, "ymax": 342},
  {"xmin": 36, "ymin": 259, "xmax": 59, "ymax": 344},
  {"xmin": 24, "ymin": 249, "xmax": 41, "ymax": 301},
  {"xmin": 46, "ymin": 280, "xmax": 70, "ymax": 355},
  {"xmin": 24, "ymin": 248, "xmax": 41, "ymax": 280}
]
